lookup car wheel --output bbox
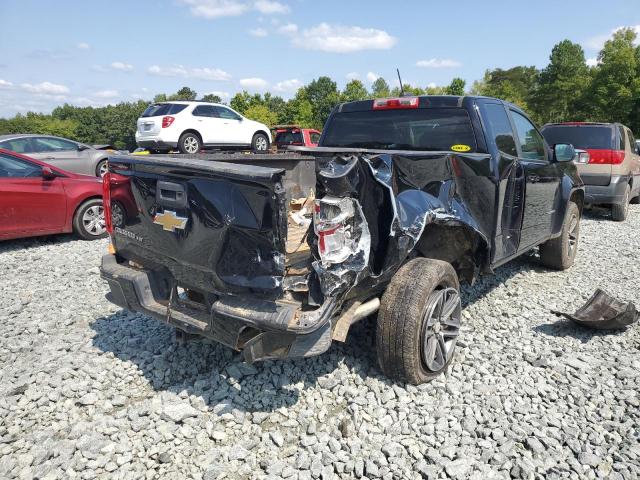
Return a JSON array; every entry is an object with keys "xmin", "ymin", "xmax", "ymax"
[
  {"xmin": 96, "ymin": 160, "xmax": 108, "ymax": 177},
  {"xmin": 376, "ymin": 258, "xmax": 461, "ymax": 385},
  {"xmin": 611, "ymin": 185, "xmax": 631, "ymax": 221},
  {"xmin": 73, "ymin": 199, "xmax": 107, "ymax": 240},
  {"xmin": 178, "ymin": 133, "xmax": 202, "ymax": 154},
  {"xmin": 539, "ymin": 201, "xmax": 580, "ymax": 270},
  {"xmin": 111, "ymin": 201, "xmax": 125, "ymax": 228},
  {"xmin": 252, "ymin": 133, "xmax": 270, "ymax": 154}
]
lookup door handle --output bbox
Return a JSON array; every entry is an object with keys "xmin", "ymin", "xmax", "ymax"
[
  {"xmin": 45, "ymin": 156, "xmax": 55, "ymax": 160},
  {"xmin": 527, "ymin": 174, "xmax": 541, "ymax": 183}
]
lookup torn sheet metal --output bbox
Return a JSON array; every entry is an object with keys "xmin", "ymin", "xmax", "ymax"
[
  {"xmin": 552, "ymin": 289, "xmax": 639, "ymax": 330},
  {"xmin": 311, "ymin": 151, "xmax": 493, "ymax": 299}
]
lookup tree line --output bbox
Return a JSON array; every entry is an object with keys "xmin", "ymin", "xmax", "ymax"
[{"xmin": 0, "ymin": 29, "xmax": 638, "ymax": 150}]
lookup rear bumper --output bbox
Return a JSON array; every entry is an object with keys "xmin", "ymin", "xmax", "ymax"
[
  {"xmin": 584, "ymin": 175, "xmax": 630, "ymax": 205},
  {"xmin": 100, "ymin": 254, "xmax": 334, "ymax": 362},
  {"xmin": 135, "ymin": 135, "xmax": 178, "ymax": 150}
]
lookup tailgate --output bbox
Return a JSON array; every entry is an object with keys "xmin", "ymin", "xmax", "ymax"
[
  {"xmin": 107, "ymin": 155, "xmax": 288, "ymax": 295},
  {"xmin": 137, "ymin": 117, "xmax": 162, "ymax": 137}
]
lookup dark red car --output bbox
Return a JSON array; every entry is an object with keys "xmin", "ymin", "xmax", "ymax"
[
  {"xmin": 0, "ymin": 148, "xmax": 106, "ymax": 241},
  {"xmin": 272, "ymin": 125, "xmax": 321, "ymax": 149}
]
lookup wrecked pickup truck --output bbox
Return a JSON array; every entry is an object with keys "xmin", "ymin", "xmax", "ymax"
[{"xmin": 100, "ymin": 95, "xmax": 584, "ymax": 384}]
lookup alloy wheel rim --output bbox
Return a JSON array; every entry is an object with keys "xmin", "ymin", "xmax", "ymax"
[
  {"xmin": 568, "ymin": 214, "xmax": 579, "ymax": 256},
  {"xmin": 111, "ymin": 203, "xmax": 124, "ymax": 228},
  {"xmin": 98, "ymin": 162, "xmax": 108, "ymax": 177},
  {"xmin": 256, "ymin": 136, "xmax": 267, "ymax": 151},
  {"xmin": 82, "ymin": 205, "xmax": 106, "ymax": 236},
  {"xmin": 184, "ymin": 137, "xmax": 199, "ymax": 153},
  {"xmin": 420, "ymin": 287, "xmax": 461, "ymax": 372}
]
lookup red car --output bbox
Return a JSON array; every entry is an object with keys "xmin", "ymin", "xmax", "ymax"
[
  {"xmin": 272, "ymin": 126, "xmax": 321, "ymax": 149},
  {"xmin": 0, "ymin": 148, "xmax": 106, "ymax": 241}
]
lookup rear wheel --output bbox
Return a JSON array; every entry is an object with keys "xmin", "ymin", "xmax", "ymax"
[
  {"xmin": 95, "ymin": 159, "xmax": 108, "ymax": 177},
  {"xmin": 611, "ymin": 185, "xmax": 631, "ymax": 221},
  {"xmin": 178, "ymin": 132, "xmax": 202, "ymax": 154},
  {"xmin": 252, "ymin": 133, "xmax": 270, "ymax": 153},
  {"xmin": 73, "ymin": 199, "xmax": 107, "ymax": 240},
  {"xmin": 539, "ymin": 201, "xmax": 580, "ymax": 270},
  {"xmin": 376, "ymin": 258, "xmax": 461, "ymax": 385}
]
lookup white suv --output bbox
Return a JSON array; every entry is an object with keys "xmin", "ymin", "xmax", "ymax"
[{"xmin": 135, "ymin": 101, "xmax": 272, "ymax": 154}]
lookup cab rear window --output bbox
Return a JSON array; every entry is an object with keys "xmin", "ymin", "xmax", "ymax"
[
  {"xmin": 321, "ymin": 108, "xmax": 477, "ymax": 152},
  {"xmin": 275, "ymin": 131, "xmax": 303, "ymax": 144},
  {"xmin": 142, "ymin": 103, "xmax": 188, "ymax": 118},
  {"xmin": 541, "ymin": 125, "xmax": 614, "ymax": 150}
]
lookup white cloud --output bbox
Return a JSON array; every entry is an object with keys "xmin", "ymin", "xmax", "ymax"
[
  {"xmin": 426, "ymin": 82, "xmax": 437, "ymax": 89},
  {"xmin": 585, "ymin": 25, "xmax": 640, "ymax": 50},
  {"xmin": 95, "ymin": 89, "xmax": 119, "ymax": 98},
  {"xmin": 291, "ymin": 23, "xmax": 397, "ymax": 53},
  {"xmin": 179, "ymin": 0, "xmax": 289, "ymax": 19},
  {"xmin": 147, "ymin": 65, "xmax": 231, "ymax": 81},
  {"xmin": 254, "ymin": 0, "xmax": 289, "ymax": 14},
  {"xmin": 76, "ymin": 42, "xmax": 90, "ymax": 50},
  {"xmin": 586, "ymin": 57, "xmax": 599, "ymax": 67},
  {"xmin": 415, "ymin": 58, "xmax": 462, "ymax": 68},
  {"xmin": 0, "ymin": 79, "xmax": 13, "ymax": 88},
  {"xmin": 204, "ymin": 90, "xmax": 230, "ymax": 99},
  {"xmin": 110, "ymin": 61, "xmax": 134, "ymax": 72},
  {"xmin": 273, "ymin": 78, "xmax": 302, "ymax": 92},
  {"xmin": 277, "ymin": 23, "xmax": 298, "ymax": 35},
  {"xmin": 249, "ymin": 27, "xmax": 268, "ymax": 37},
  {"xmin": 346, "ymin": 72, "xmax": 359, "ymax": 80},
  {"xmin": 366, "ymin": 72, "xmax": 379, "ymax": 83},
  {"xmin": 19, "ymin": 81, "xmax": 69, "ymax": 95},
  {"xmin": 239, "ymin": 77, "xmax": 269, "ymax": 90}
]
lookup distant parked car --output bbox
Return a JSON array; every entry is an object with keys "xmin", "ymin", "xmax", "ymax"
[
  {"xmin": 135, "ymin": 101, "xmax": 272, "ymax": 154},
  {"xmin": 272, "ymin": 125, "xmax": 321, "ymax": 149},
  {"xmin": 0, "ymin": 149, "xmax": 106, "ymax": 241},
  {"xmin": 542, "ymin": 122, "xmax": 640, "ymax": 221},
  {"xmin": 0, "ymin": 134, "xmax": 111, "ymax": 177}
]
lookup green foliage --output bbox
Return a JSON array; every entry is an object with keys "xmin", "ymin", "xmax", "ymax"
[
  {"xmin": 168, "ymin": 87, "xmax": 197, "ymax": 101},
  {"xmin": 341, "ymin": 80, "xmax": 369, "ymax": 102},
  {"xmin": 0, "ymin": 112, "xmax": 78, "ymax": 138},
  {"xmin": 200, "ymin": 93, "xmax": 222, "ymax": 103},
  {"xmin": 305, "ymin": 77, "xmax": 340, "ymax": 129},
  {"xmin": 446, "ymin": 78, "xmax": 466, "ymax": 96},
  {"xmin": 243, "ymin": 104, "xmax": 278, "ymax": 127},
  {"xmin": 371, "ymin": 77, "xmax": 390, "ymax": 98},
  {"xmin": 476, "ymin": 66, "xmax": 538, "ymax": 111}
]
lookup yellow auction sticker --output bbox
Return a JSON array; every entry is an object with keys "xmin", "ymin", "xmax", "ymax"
[{"xmin": 451, "ymin": 144, "xmax": 471, "ymax": 152}]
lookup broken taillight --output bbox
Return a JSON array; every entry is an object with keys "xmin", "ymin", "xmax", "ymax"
[
  {"xmin": 162, "ymin": 116, "xmax": 175, "ymax": 128},
  {"xmin": 313, "ymin": 197, "xmax": 369, "ymax": 265},
  {"xmin": 373, "ymin": 97, "xmax": 419, "ymax": 110}
]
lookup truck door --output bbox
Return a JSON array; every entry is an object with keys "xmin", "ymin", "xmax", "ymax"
[{"xmin": 509, "ymin": 109, "xmax": 561, "ymax": 249}]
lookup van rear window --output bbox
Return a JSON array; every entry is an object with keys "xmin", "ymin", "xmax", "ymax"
[
  {"xmin": 142, "ymin": 103, "xmax": 188, "ymax": 118},
  {"xmin": 321, "ymin": 108, "xmax": 477, "ymax": 152},
  {"xmin": 541, "ymin": 125, "xmax": 614, "ymax": 150}
]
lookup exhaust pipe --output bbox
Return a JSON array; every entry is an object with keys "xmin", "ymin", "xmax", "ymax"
[{"xmin": 332, "ymin": 297, "xmax": 380, "ymax": 342}]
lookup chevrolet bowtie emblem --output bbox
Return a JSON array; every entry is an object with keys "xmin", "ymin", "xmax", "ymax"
[{"xmin": 153, "ymin": 210, "xmax": 188, "ymax": 232}]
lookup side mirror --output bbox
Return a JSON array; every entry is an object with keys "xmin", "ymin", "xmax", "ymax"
[
  {"xmin": 42, "ymin": 166, "xmax": 57, "ymax": 180},
  {"xmin": 554, "ymin": 143, "xmax": 576, "ymax": 162},
  {"xmin": 78, "ymin": 144, "xmax": 89, "ymax": 151}
]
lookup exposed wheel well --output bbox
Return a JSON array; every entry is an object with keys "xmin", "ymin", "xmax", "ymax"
[
  {"xmin": 180, "ymin": 129, "xmax": 202, "ymax": 142},
  {"xmin": 253, "ymin": 130, "xmax": 270, "ymax": 140},
  {"xmin": 570, "ymin": 189, "xmax": 585, "ymax": 214},
  {"xmin": 414, "ymin": 223, "xmax": 488, "ymax": 284}
]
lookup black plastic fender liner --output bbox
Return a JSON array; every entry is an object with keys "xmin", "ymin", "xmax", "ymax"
[{"xmin": 552, "ymin": 289, "xmax": 639, "ymax": 330}]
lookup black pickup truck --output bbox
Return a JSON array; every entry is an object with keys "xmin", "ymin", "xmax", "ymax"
[{"xmin": 100, "ymin": 95, "xmax": 584, "ymax": 385}]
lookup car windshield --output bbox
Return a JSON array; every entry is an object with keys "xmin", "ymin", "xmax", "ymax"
[
  {"xmin": 275, "ymin": 131, "xmax": 303, "ymax": 144},
  {"xmin": 321, "ymin": 108, "xmax": 477, "ymax": 151},
  {"xmin": 141, "ymin": 103, "xmax": 188, "ymax": 118},
  {"xmin": 542, "ymin": 125, "xmax": 614, "ymax": 150}
]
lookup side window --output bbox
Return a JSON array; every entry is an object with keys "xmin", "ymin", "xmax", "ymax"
[
  {"xmin": 192, "ymin": 105, "xmax": 214, "ymax": 117},
  {"xmin": 215, "ymin": 107, "xmax": 241, "ymax": 121},
  {"xmin": 511, "ymin": 111, "xmax": 546, "ymax": 161},
  {"xmin": 32, "ymin": 137, "xmax": 77, "ymax": 152},
  {"xmin": 618, "ymin": 126, "xmax": 627, "ymax": 150},
  {"xmin": 627, "ymin": 129, "xmax": 637, "ymax": 151},
  {"xmin": 310, "ymin": 132, "xmax": 321, "ymax": 144},
  {"xmin": 481, "ymin": 103, "xmax": 517, "ymax": 156},
  {"xmin": 0, "ymin": 138, "xmax": 35, "ymax": 154},
  {"xmin": 0, "ymin": 153, "xmax": 42, "ymax": 178}
]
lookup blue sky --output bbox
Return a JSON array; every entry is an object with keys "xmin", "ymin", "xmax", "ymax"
[{"xmin": 0, "ymin": 0, "xmax": 638, "ymax": 118}]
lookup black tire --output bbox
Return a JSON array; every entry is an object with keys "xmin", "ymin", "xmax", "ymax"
[
  {"xmin": 73, "ymin": 198, "xmax": 108, "ymax": 240},
  {"xmin": 251, "ymin": 133, "xmax": 270, "ymax": 153},
  {"xmin": 376, "ymin": 258, "xmax": 461, "ymax": 385},
  {"xmin": 95, "ymin": 159, "xmax": 108, "ymax": 177},
  {"xmin": 630, "ymin": 194, "xmax": 640, "ymax": 205},
  {"xmin": 178, "ymin": 132, "xmax": 202, "ymax": 154},
  {"xmin": 539, "ymin": 201, "xmax": 580, "ymax": 270},
  {"xmin": 612, "ymin": 185, "xmax": 631, "ymax": 221}
]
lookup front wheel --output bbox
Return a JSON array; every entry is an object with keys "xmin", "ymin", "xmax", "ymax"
[
  {"xmin": 178, "ymin": 132, "xmax": 202, "ymax": 154},
  {"xmin": 251, "ymin": 133, "xmax": 270, "ymax": 153},
  {"xmin": 539, "ymin": 201, "xmax": 580, "ymax": 270},
  {"xmin": 73, "ymin": 199, "xmax": 107, "ymax": 240},
  {"xmin": 376, "ymin": 258, "xmax": 461, "ymax": 385},
  {"xmin": 95, "ymin": 160, "xmax": 108, "ymax": 177}
]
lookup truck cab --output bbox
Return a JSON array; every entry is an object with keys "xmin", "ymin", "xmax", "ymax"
[{"xmin": 100, "ymin": 95, "xmax": 583, "ymax": 385}]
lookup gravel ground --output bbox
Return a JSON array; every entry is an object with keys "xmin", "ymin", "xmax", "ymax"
[{"xmin": 1, "ymin": 205, "xmax": 639, "ymax": 480}]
